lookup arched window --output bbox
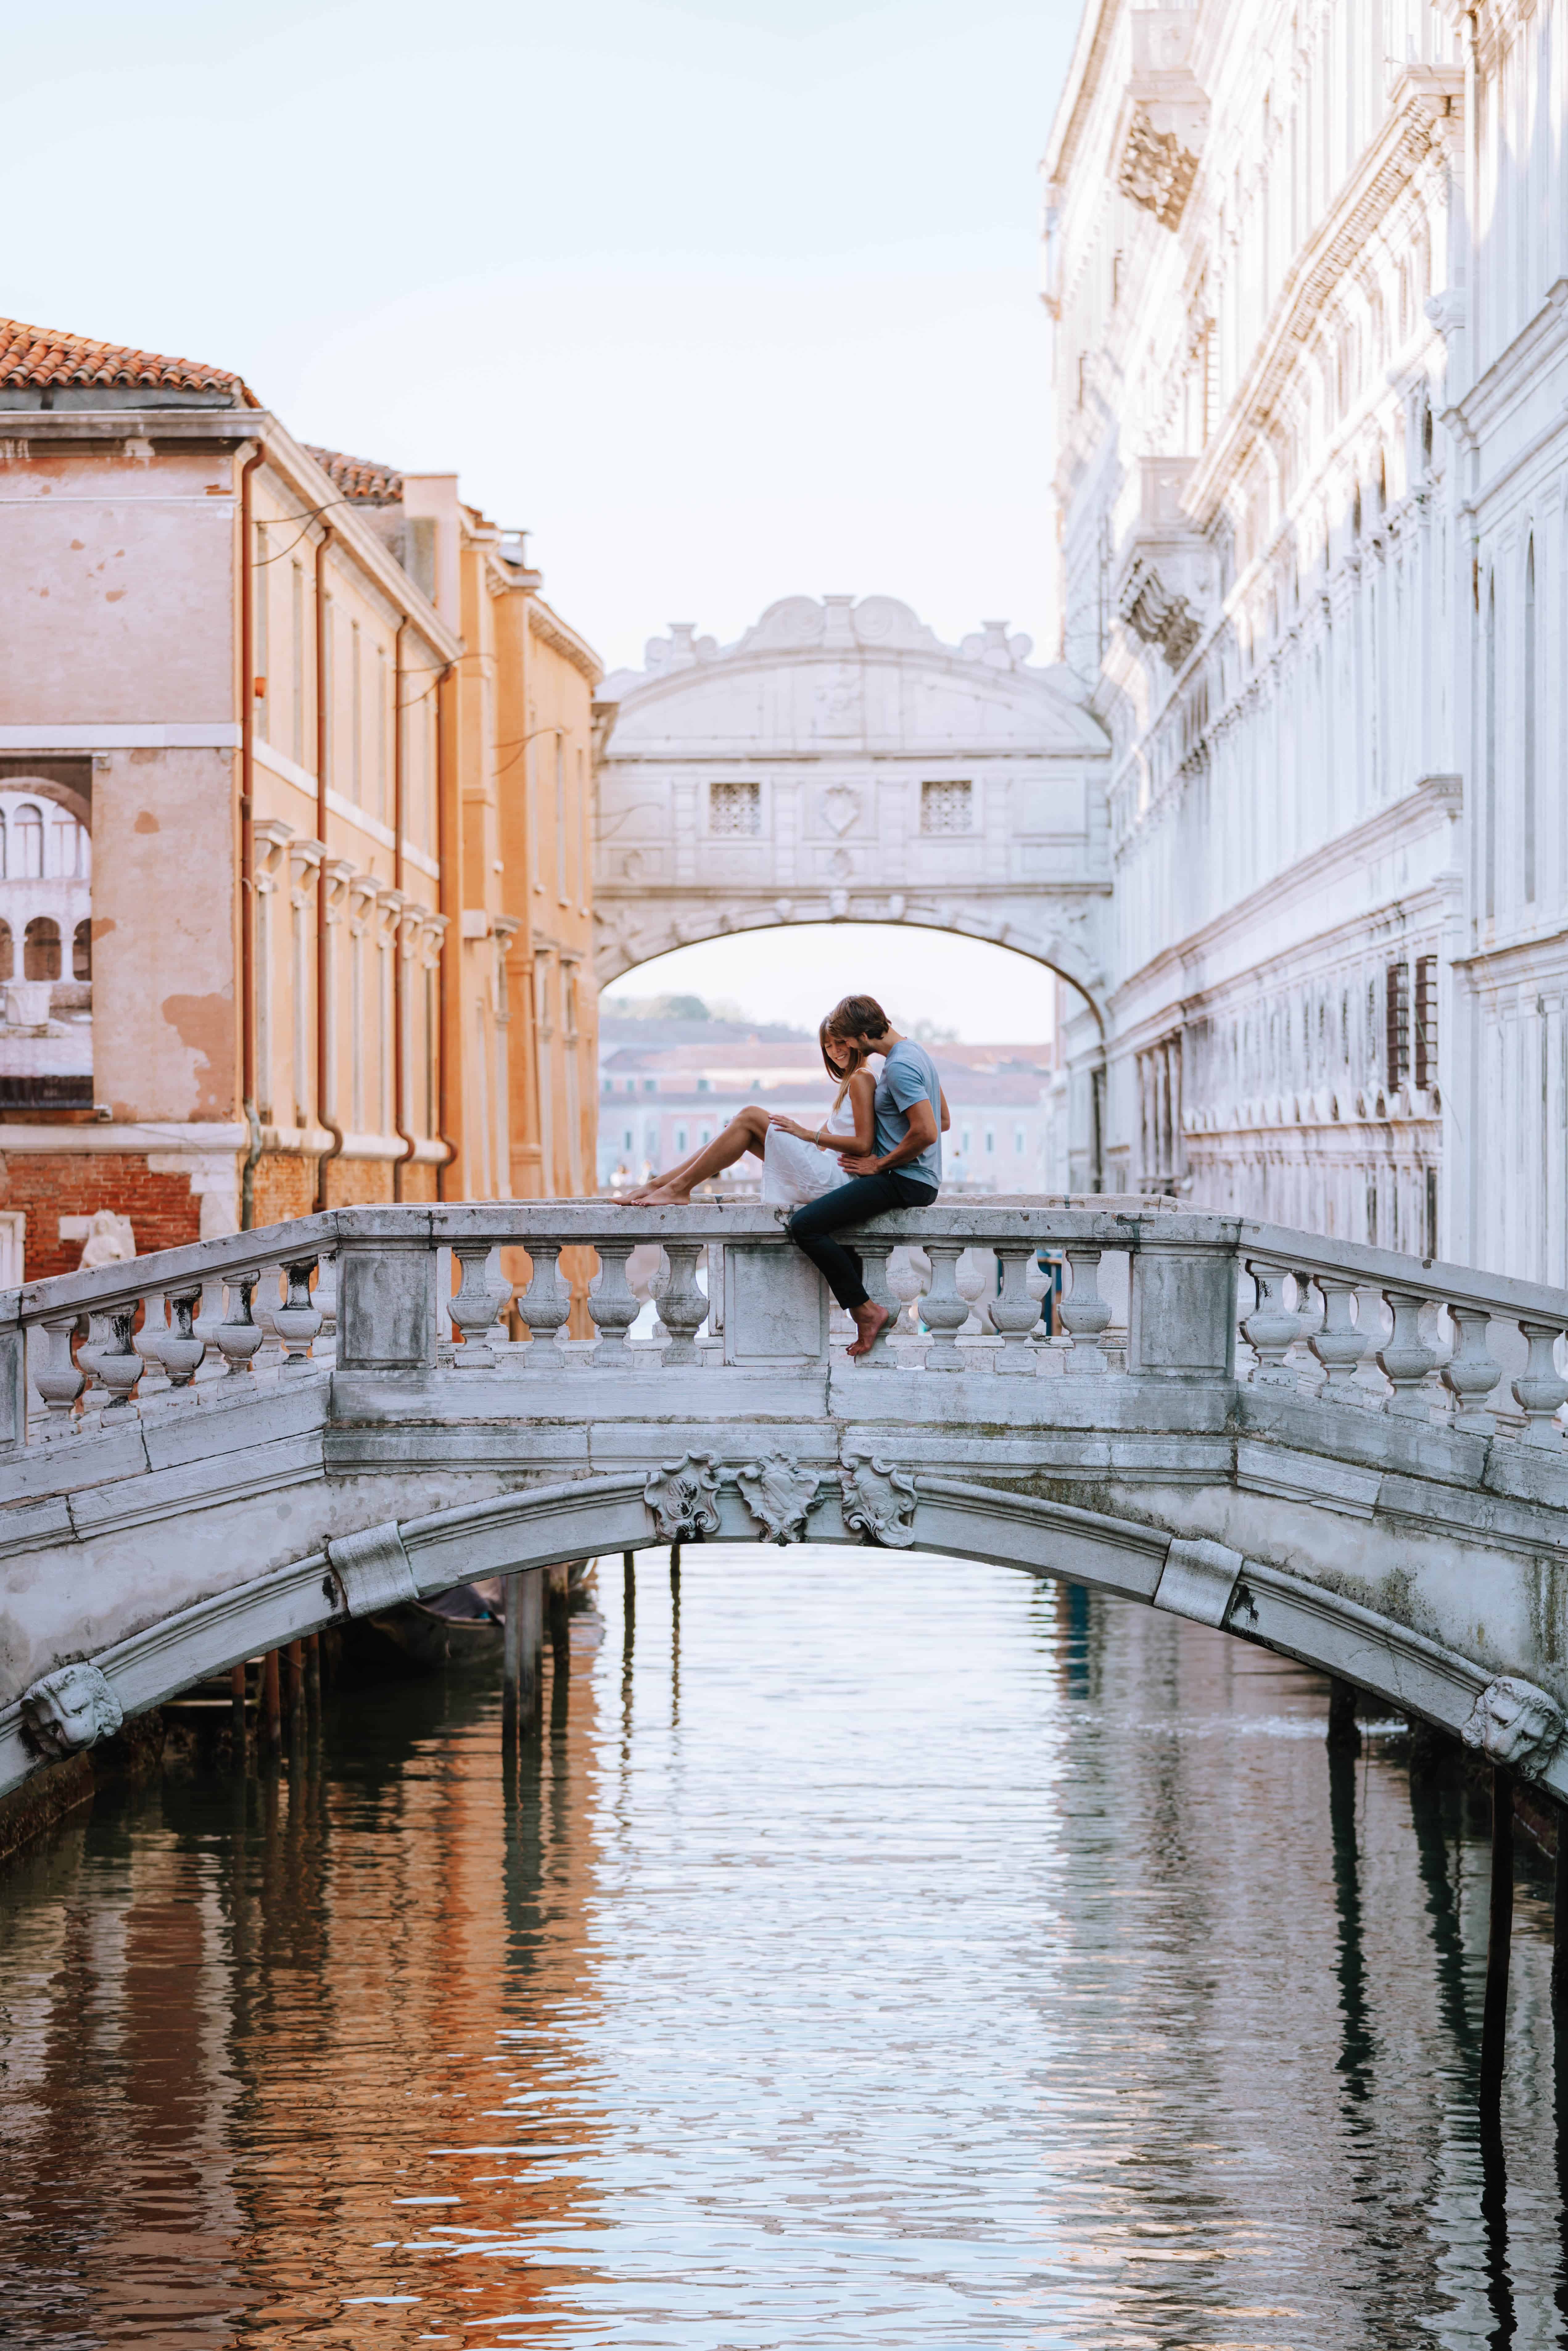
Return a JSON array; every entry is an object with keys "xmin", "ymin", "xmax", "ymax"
[
  {"xmin": 24, "ymin": 917, "xmax": 60, "ymax": 981},
  {"xmin": 73, "ymin": 919, "xmax": 91, "ymax": 981},
  {"xmin": 0, "ymin": 922, "xmax": 14, "ymax": 982},
  {"xmin": 13, "ymin": 805, "xmax": 43, "ymax": 879}
]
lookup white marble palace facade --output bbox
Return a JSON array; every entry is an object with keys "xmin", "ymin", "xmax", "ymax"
[{"xmin": 1046, "ymin": 0, "xmax": 1568, "ymax": 1282}]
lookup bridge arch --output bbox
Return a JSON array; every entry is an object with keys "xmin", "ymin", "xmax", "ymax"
[
  {"xmin": 6, "ymin": 1469, "xmax": 1554, "ymax": 1807},
  {"xmin": 592, "ymin": 596, "xmax": 1113, "ymax": 1026}
]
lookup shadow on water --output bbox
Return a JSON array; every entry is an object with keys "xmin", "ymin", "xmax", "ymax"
[{"xmin": 1328, "ymin": 1743, "xmax": 1375, "ymax": 2108}]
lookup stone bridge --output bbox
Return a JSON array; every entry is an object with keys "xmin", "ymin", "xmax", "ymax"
[{"xmin": 4, "ymin": 1202, "xmax": 1568, "ymax": 1805}]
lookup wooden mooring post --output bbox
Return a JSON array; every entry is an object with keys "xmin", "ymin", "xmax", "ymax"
[
  {"xmin": 670, "ymin": 1539, "xmax": 681, "ymax": 1597},
  {"xmin": 1326, "ymin": 1677, "xmax": 1361, "ymax": 1755},
  {"xmin": 1554, "ymin": 1799, "xmax": 1568, "ymax": 2017},
  {"xmin": 261, "ymin": 1647, "xmax": 282, "ymax": 1761},
  {"xmin": 229, "ymin": 1662, "xmax": 248, "ymax": 1765},
  {"xmin": 1480, "ymin": 1762, "xmax": 1515, "ymax": 2112},
  {"xmin": 623, "ymin": 1549, "xmax": 635, "ymax": 1620},
  {"xmin": 503, "ymin": 1568, "xmax": 546, "ymax": 1736}
]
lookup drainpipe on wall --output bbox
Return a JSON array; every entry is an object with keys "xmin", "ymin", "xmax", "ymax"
[
  {"xmin": 312, "ymin": 528, "xmax": 344, "ymax": 1214},
  {"xmin": 238, "ymin": 442, "xmax": 266, "ymax": 1231},
  {"xmin": 435, "ymin": 659, "xmax": 461, "ymax": 1198},
  {"xmin": 390, "ymin": 617, "xmax": 418, "ymax": 1199}
]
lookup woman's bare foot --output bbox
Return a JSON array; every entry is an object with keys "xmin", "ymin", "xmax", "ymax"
[
  {"xmin": 632, "ymin": 1181, "xmax": 691, "ymax": 1207},
  {"xmin": 845, "ymin": 1300, "xmax": 889, "ymax": 1358}
]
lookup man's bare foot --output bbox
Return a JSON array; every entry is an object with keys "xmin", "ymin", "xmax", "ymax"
[{"xmin": 845, "ymin": 1301, "xmax": 889, "ymax": 1358}]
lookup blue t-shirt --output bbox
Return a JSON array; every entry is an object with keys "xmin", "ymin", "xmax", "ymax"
[{"xmin": 873, "ymin": 1038, "xmax": 942, "ymax": 1189}]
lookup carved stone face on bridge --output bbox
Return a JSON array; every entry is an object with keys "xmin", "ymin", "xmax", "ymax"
[{"xmin": 21, "ymin": 1660, "xmax": 122, "ymax": 1759}]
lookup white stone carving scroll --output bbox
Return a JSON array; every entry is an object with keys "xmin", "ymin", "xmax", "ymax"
[
  {"xmin": 1152, "ymin": 1536, "xmax": 1245, "ymax": 1628},
  {"xmin": 839, "ymin": 1452, "xmax": 918, "ymax": 1548},
  {"xmin": 736, "ymin": 1453, "xmax": 821, "ymax": 1544},
  {"xmin": 21, "ymin": 1660, "xmax": 124, "ymax": 1758},
  {"xmin": 1461, "ymin": 1674, "xmax": 1567, "ymax": 1778},
  {"xmin": 327, "ymin": 1520, "xmax": 419, "ymax": 1617},
  {"xmin": 644, "ymin": 1452, "xmax": 721, "ymax": 1543}
]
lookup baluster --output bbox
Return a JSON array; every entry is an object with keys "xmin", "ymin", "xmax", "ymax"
[
  {"xmin": 159, "ymin": 1285, "xmax": 207, "ymax": 1389},
  {"xmin": 955, "ymin": 1248, "xmax": 994, "ymax": 1337},
  {"xmin": 253, "ymin": 1265, "xmax": 286, "ymax": 1366},
  {"xmin": 992, "ymin": 1244, "xmax": 1043, "ymax": 1374},
  {"xmin": 888, "ymin": 1244, "xmax": 928, "ymax": 1340},
  {"xmin": 588, "ymin": 1240, "xmax": 640, "ymax": 1364},
  {"xmin": 1513, "ymin": 1318, "xmax": 1568, "ymax": 1448},
  {"xmin": 854, "ymin": 1241, "xmax": 900, "ymax": 1365},
  {"xmin": 1310, "ymin": 1277, "xmax": 1370, "ymax": 1399},
  {"xmin": 1243, "ymin": 1263, "xmax": 1301, "ymax": 1387},
  {"xmin": 271, "ymin": 1255, "xmax": 323, "ymax": 1372},
  {"xmin": 34, "ymin": 1312, "xmax": 85, "ymax": 1424},
  {"xmin": 517, "ymin": 1241, "xmax": 570, "ymax": 1366},
  {"xmin": 314, "ymin": 1249, "xmax": 339, "ymax": 1347},
  {"xmin": 133, "ymin": 1291, "xmax": 171, "ymax": 1396},
  {"xmin": 449, "ymin": 1242, "xmax": 511, "ymax": 1369},
  {"xmin": 93, "ymin": 1308, "xmax": 144, "ymax": 1413},
  {"xmin": 1441, "ymin": 1306, "xmax": 1503, "ymax": 1433},
  {"xmin": 918, "ymin": 1243, "xmax": 970, "ymax": 1371},
  {"xmin": 654, "ymin": 1243, "xmax": 708, "ymax": 1365},
  {"xmin": 1059, "ymin": 1246, "xmax": 1111, "ymax": 1375},
  {"xmin": 1377, "ymin": 1286, "xmax": 1439, "ymax": 1419},
  {"xmin": 216, "ymin": 1270, "xmax": 265, "ymax": 1376}
]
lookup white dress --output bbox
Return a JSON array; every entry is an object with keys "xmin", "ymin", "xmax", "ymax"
[{"xmin": 761, "ymin": 1114, "xmax": 855, "ymax": 1206}]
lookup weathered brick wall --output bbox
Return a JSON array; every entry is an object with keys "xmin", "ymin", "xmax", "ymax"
[
  {"xmin": 0, "ymin": 1153, "xmax": 201, "ymax": 1281},
  {"xmin": 252, "ymin": 1152, "xmax": 316, "ymax": 1229},
  {"xmin": 324, "ymin": 1155, "xmax": 394, "ymax": 1207}
]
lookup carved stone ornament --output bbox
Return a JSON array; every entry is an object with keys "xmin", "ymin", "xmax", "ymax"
[
  {"xmin": 1120, "ymin": 558, "xmax": 1202, "ymax": 667},
  {"xmin": 327, "ymin": 1519, "xmax": 419, "ymax": 1617},
  {"xmin": 1461, "ymin": 1674, "xmax": 1567, "ymax": 1778},
  {"xmin": 21, "ymin": 1660, "xmax": 123, "ymax": 1759},
  {"xmin": 736, "ymin": 1453, "xmax": 822, "ymax": 1544},
  {"xmin": 644, "ymin": 1452, "xmax": 721, "ymax": 1543},
  {"xmin": 1153, "ymin": 1536, "xmax": 1245, "ymax": 1629},
  {"xmin": 838, "ymin": 1451, "xmax": 918, "ymax": 1548},
  {"xmin": 1117, "ymin": 107, "xmax": 1198, "ymax": 230},
  {"xmin": 822, "ymin": 784, "xmax": 860, "ymax": 837}
]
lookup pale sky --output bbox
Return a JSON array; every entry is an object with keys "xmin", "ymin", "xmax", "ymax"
[
  {"xmin": 3, "ymin": 0, "xmax": 1077, "ymax": 674},
  {"xmin": 603, "ymin": 923, "xmax": 1059, "ymax": 1043}
]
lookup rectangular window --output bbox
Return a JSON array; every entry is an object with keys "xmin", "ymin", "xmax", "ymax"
[
  {"xmin": 696, "ymin": 1076, "xmax": 710, "ymax": 1093},
  {"xmin": 321, "ymin": 597, "xmax": 335, "ymax": 784},
  {"xmin": 921, "ymin": 779, "xmax": 973, "ymax": 834},
  {"xmin": 1414, "ymin": 955, "xmax": 1438, "ymax": 1090},
  {"xmin": 556, "ymin": 736, "xmax": 568, "ymax": 903},
  {"xmin": 643, "ymin": 1077, "xmax": 657, "ymax": 1094},
  {"xmin": 985, "ymin": 1129, "xmax": 995, "ymax": 1153},
  {"xmin": 1385, "ymin": 960, "xmax": 1410, "ymax": 1085},
  {"xmin": 624, "ymin": 1128, "xmax": 633, "ymax": 1150},
  {"xmin": 676, "ymin": 1127, "xmax": 687, "ymax": 1152},
  {"xmin": 351, "ymin": 621, "xmax": 362, "ymax": 803},
  {"xmin": 291, "ymin": 562, "xmax": 305, "ymax": 765},
  {"xmin": 1014, "ymin": 1129, "xmax": 1025, "ymax": 1153},
  {"xmin": 255, "ymin": 524, "xmax": 270, "ymax": 744},
  {"xmin": 710, "ymin": 780, "xmax": 761, "ymax": 835},
  {"xmin": 376, "ymin": 644, "xmax": 387, "ymax": 819}
]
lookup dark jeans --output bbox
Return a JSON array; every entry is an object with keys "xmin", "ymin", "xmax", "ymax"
[{"xmin": 786, "ymin": 1172, "xmax": 938, "ymax": 1312}]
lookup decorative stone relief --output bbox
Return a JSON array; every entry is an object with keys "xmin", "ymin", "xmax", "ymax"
[
  {"xmin": 1117, "ymin": 107, "xmax": 1199, "ymax": 230},
  {"xmin": 1461, "ymin": 1674, "xmax": 1567, "ymax": 1778},
  {"xmin": 1120, "ymin": 558, "xmax": 1201, "ymax": 667},
  {"xmin": 644, "ymin": 1452, "xmax": 721, "ymax": 1542},
  {"xmin": 736, "ymin": 1453, "xmax": 821, "ymax": 1544},
  {"xmin": 1153, "ymin": 1536, "xmax": 1245, "ymax": 1628},
  {"xmin": 839, "ymin": 1451, "xmax": 918, "ymax": 1547},
  {"xmin": 328, "ymin": 1520, "xmax": 419, "ymax": 1616},
  {"xmin": 822, "ymin": 785, "xmax": 861, "ymax": 837},
  {"xmin": 21, "ymin": 1660, "xmax": 123, "ymax": 1758}
]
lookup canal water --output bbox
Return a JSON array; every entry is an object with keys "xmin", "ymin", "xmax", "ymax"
[{"xmin": 3, "ymin": 1547, "xmax": 1565, "ymax": 2348}]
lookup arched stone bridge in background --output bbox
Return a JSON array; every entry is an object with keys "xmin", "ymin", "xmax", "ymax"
[
  {"xmin": 591, "ymin": 595, "xmax": 1112, "ymax": 1017},
  {"xmin": 5, "ymin": 1203, "xmax": 1568, "ymax": 1803}
]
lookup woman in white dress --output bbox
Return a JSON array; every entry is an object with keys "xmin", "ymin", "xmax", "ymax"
[{"xmin": 621, "ymin": 1024, "xmax": 876, "ymax": 1206}]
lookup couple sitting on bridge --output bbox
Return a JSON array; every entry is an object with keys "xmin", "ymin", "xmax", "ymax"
[{"xmin": 623, "ymin": 993, "xmax": 946, "ymax": 1357}]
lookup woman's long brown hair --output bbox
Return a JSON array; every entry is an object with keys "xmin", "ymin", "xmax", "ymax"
[{"xmin": 819, "ymin": 1019, "xmax": 864, "ymax": 1119}]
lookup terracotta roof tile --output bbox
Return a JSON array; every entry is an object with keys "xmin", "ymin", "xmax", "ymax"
[
  {"xmin": 305, "ymin": 445, "xmax": 404, "ymax": 504},
  {"xmin": 0, "ymin": 316, "xmax": 254, "ymax": 403}
]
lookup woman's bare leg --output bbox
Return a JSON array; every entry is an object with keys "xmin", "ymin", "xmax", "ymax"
[{"xmin": 628, "ymin": 1107, "xmax": 770, "ymax": 1204}]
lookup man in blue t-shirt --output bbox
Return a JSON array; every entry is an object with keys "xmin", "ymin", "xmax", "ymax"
[{"xmin": 785, "ymin": 993, "xmax": 944, "ymax": 1357}]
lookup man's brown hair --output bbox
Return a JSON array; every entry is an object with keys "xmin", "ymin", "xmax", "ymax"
[{"xmin": 827, "ymin": 994, "xmax": 890, "ymax": 1043}]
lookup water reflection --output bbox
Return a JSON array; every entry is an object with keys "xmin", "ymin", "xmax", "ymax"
[{"xmin": 1, "ymin": 1548, "xmax": 1566, "ymax": 2345}]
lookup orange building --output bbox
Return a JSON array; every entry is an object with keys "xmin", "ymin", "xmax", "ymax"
[{"xmin": 0, "ymin": 317, "xmax": 599, "ymax": 1276}]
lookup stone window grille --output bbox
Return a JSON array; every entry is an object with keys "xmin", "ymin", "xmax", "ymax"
[
  {"xmin": 710, "ymin": 781, "xmax": 761, "ymax": 836},
  {"xmin": 1414, "ymin": 956, "xmax": 1438, "ymax": 1090},
  {"xmin": 921, "ymin": 779, "xmax": 973, "ymax": 835},
  {"xmin": 1385, "ymin": 961, "xmax": 1410, "ymax": 1086}
]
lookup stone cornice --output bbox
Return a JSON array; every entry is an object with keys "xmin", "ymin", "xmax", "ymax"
[
  {"xmin": 527, "ymin": 595, "xmax": 603, "ymax": 688},
  {"xmin": 1185, "ymin": 66, "xmax": 1463, "ymax": 532},
  {"xmin": 1109, "ymin": 773, "xmax": 1463, "ymax": 1014}
]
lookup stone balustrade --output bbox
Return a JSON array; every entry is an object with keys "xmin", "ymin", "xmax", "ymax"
[{"xmin": 2, "ymin": 1201, "xmax": 1563, "ymax": 1455}]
